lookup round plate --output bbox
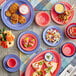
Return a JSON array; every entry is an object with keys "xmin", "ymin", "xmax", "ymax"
[
  {"xmin": 65, "ymin": 23, "xmax": 76, "ymax": 39},
  {"xmin": 25, "ymin": 50, "xmax": 61, "ymax": 76},
  {"xmin": 35, "ymin": 11, "xmax": 50, "ymax": 27},
  {"xmin": 60, "ymin": 42, "xmax": 75, "ymax": 57},
  {"xmin": 51, "ymin": 2, "xmax": 74, "ymax": 25},
  {"xmin": 3, "ymin": 54, "xmax": 21, "ymax": 72},
  {"xmin": 17, "ymin": 31, "xmax": 40, "ymax": 54},
  {"xmin": 43, "ymin": 26, "xmax": 63, "ymax": 46},
  {"xmin": 1, "ymin": 0, "xmax": 34, "ymax": 30},
  {"xmin": 20, "ymin": 34, "xmax": 38, "ymax": 51}
]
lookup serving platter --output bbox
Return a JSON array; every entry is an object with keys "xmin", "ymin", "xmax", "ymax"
[{"xmin": 25, "ymin": 50, "xmax": 61, "ymax": 76}]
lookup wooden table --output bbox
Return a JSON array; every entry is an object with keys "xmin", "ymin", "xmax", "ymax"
[{"xmin": 0, "ymin": 0, "xmax": 76, "ymax": 76}]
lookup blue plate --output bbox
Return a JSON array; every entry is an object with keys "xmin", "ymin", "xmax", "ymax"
[
  {"xmin": 43, "ymin": 26, "xmax": 63, "ymax": 46},
  {"xmin": 1, "ymin": 0, "xmax": 34, "ymax": 30},
  {"xmin": 3, "ymin": 54, "xmax": 21, "ymax": 72},
  {"xmin": 17, "ymin": 31, "xmax": 40, "ymax": 54},
  {"xmin": 67, "ymin": 25, "xmax": 76, "ymax": 38}
]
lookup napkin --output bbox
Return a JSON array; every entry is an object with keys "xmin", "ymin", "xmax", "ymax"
[
  {"xmin": 0, "ymin": 0, "xmax": 6, "ymax": 9},
  {"xmin": 0, "ymin": 0, "xmax": 58, "ymax": 10}
]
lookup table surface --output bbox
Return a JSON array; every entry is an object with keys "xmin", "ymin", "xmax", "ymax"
[{"xmin": 0, "ymin": 0, "xmax": 76, "ymax": 76}]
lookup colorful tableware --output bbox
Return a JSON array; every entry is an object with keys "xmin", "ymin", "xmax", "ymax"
[
  {"xmin": 25, "ymin": 50, "xmax": 61, "ymax": 76},
  {"xmin": 65, "ymin": 23, "xmax": 76, "ymax": 39},
  {"xmin": 7, "ymin": 58, "xmax": 16, "ymax": 68},
  {"xmin": 51, "ymin": 2, "xmax": 74, "ymax": 25},
  {"xmin": 43, "ymin": 26, "xmax": 63, "ymax": 46},
  {"xmin": 55, "ymin": 3, "xmax": 65, "ymax": 14},
  {"xmin": 20, "ymin": 33, "xmax": 38, "ymax": 51},
  {"xmin": 61, "ymin": 42, "xmax": 75, "ymax": 57},
  {"xmin": 19, "ymin": 4, "xmax": 30, "ymax": 15},
  {"xmin": 35, "ymin": 11, "xmax": 50, "ymax": 27},
  {"xmin": 3, "ymin": 54, "xmax": 21, "ymax": 72},
  {"xmin": 1, "ymin": 0, "xmax": 34, "ymax": 30},
  {"xmin": 17, "ymin": 31, "xmax": 40, "ymax": 54},
  {"xmin": 44, "ymin": 52, "xmax": 54, "ymax": 62}
]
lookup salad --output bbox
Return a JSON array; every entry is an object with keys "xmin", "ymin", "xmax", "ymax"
[{"xmin": 46, "ymin": 28, "xmax": 61, "ymax": 44}]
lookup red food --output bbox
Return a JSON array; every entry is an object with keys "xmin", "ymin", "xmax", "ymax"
[
  {"xmin": 69, "ymin": 26, "xmax": 76, "ymax": 36},
  {"xmin": 7, "ymin": 58, "xmax": 16, "ymax": 68},
  {"xmin": 1, "ymin": 41, "xmax": 8, "ymax": 48}
]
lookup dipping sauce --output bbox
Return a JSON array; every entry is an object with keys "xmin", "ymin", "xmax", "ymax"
[
  {"xmin": 45, "ymin": 52, "xmax": 54, "ymax": 62},
  {"xmin": 7, "ymin": 58, "xmax": 16, "ymax": 68},
  {"xmin": 55, "ymin": 3, "xmax": 65, "ymax": 14},
  {"xmin": 62, "ymin": 43, "xmax": 75, "ymax": 56},
  {"xmin": 19, "ymin": 4, "xmax": 30, "ymax": 15}
]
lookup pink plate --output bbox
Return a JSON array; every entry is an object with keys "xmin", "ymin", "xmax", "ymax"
[
  {"xmin": 62, "ymin": 43, "xmax": 75, "ymax": 56},
  {"xmin": 35, "ymin": 11, "xmax": 50, "ymax": 27},
  {"xmin": 51, "ymin": 2, "xmax": 74, "ymax": 25},
  {"xmin": 25, "ymin": 50, "xmax": 61, "ymax": 76},
  {"xmin": 20, "ymin": 34, "xmax": 38, "ymax": 51},
  {"xmin": 65, "ymin": 23, "xmax": 76, "ymax": 39}
]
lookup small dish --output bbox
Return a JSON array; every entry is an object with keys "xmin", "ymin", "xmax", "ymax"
[
  {"xmin": 35, "ymin": 11, "xmax": 50, "ymax": 27},
  {"xmin": 61, "ymin": 42, "xmax": 75, "ymax": 57},
  {"xmin": 3, "ymin": 54, "xmax": 21, "ymax": 72},
  {"xmin": 7, "ymin": 58, "xmax": 16, "ymax": 68},
  {"xmin": 44, "ymin": 52, "xmax": 54, "ymax": 62},
  {"xmin": 19, "ymin": 4, "xmax": 30, "ymax": 15},
  {"xmin": 17, "ymin": 31, "xmax": 40, "ymax": 54},
  {"xmin": 43, "ymin": 26, "xmax": 63, "ymax": 46},
  {"xmin": 55, "ymin": 3, "xmax": 65, "ymax": 14},
  {"xmin": 65, "ymin": 23, "xmax": 76, "ymax": 39}
]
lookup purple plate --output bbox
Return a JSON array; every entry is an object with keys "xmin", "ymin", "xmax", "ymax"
[
  {"xmin": 3, "ymin": 54, "xmax": 21, "ymax": 72},
  {"xmin": 1, "ymin": 0, "xmax": 34, "ymax": 30},
  {"xmin": 43, "ymin": 26, "xmax": 63, "ymax": 46},
  {"xmin": 17, "ymin": 31, "xmax": 40, "ymax": 54}
]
